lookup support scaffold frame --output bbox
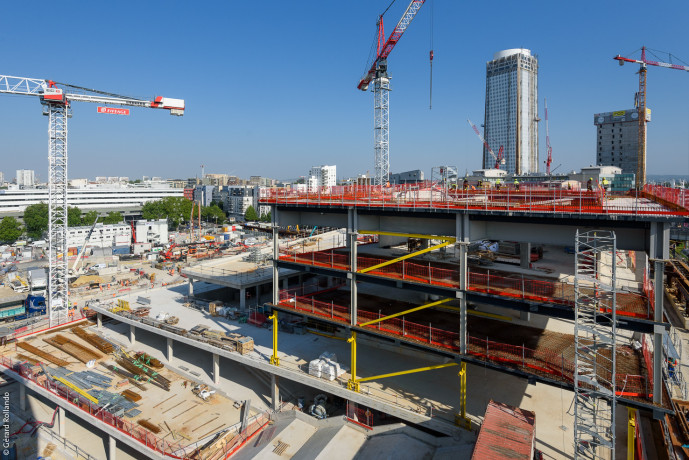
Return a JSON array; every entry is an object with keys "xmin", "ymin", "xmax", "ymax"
[{"xmin": 574, "ymin": 230, "xmax": 617, "ymax": 459}]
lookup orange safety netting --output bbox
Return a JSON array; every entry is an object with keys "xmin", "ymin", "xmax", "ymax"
[
  {"xmin": 277, "ymin": 294, "xmax": 653, "ymax": 400},
  {"xmin": 260, "ymin": 184, "xmax": 689, "ymax": 217},
  {"xmin": 280, "ymin": 249, "xmax": 652, "ymax": 319}
]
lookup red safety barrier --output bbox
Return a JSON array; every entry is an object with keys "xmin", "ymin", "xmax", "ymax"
[
  {"xmin": 260, "ymin": 184, "xmax": 689, "ymax": 217},
  {"xmin": 277, "ymin": 294, "xmax": 652, "ymax": 400},
  {"xmin": 281, "ymin": 249, "xmax": 653, "ymax": 319}
]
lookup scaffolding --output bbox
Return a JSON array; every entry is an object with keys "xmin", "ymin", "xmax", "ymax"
[{"xmin": 574, "ymin": 230, "xmax": 617, "ymax": 459}]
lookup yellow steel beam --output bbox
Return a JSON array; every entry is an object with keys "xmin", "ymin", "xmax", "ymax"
[
  {"xmin": 627, "ymin": 407, "xmax": 635, "ymax": 460},
  {"xmin": 356, "ymin": 362, "xmax": 457, "ymax": 383},
  {"xmin": 268, "ymin": 312, "xmax": 279, "ymax": 366},
  {"xmin": 358, "ymin": 241, "xmax": 452, "ymax": 274},
  {"xmin": 347, "ymin": 332, "xmax": 359, "ymax": 392},
  {"xmin": 438, "ymin": 304, "xmax": 513, "ymax": 322},
  {"xmin": 455, "ymin": 362, "xmax": 471, "ymax": 430},
  {"xmin": 359, "ymin": 230, "xmax": 456, "ymax": 242},
  {"xmin": 358, "ymin": 298, "xmax": 453, "ymax": 327},
  {"xmin": 53, "ymin": 376, "xmax": 99, "ymax": 404}
]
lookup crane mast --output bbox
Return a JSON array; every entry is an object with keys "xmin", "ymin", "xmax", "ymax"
[
  {"xmin": 545, "ymin": 98, "xmax": 552, "ymax": 175},
  {"xmin": 467, "ymin": 119, "xmax": 504, "ymax": 169},
  {"xmin": 614, "ymin": 47, "xmax": 689, "ymax": 189},
  {"xmin": 0, "ymin": 75, "xmax": 183, "ymax": 326},
  {"xmin": 358, "ymin": 0, "xmax": 425, "ymax": 186}
]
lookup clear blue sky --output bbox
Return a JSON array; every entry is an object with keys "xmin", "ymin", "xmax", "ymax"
[{"xmin": 1, "ymin": 1, "xmax": 688, "ymax": 181}]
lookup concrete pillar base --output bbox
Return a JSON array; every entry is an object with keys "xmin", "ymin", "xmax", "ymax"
[
  {"xmin": 129, "ymin": 324, "xmax": 136, "ymax": 347},
  {"xmin": 109, "ymin": 435, "xmax": 116, "ymax": 460},
  {"xmin": 188, "ymin": 279, "xmax": 194, "ymax": 297},
  {"xmin": 19, "ymin": 384, "xmax": 26, "ymax": 412},
  {"xmin": 166, "ymin": 337, "xmax": 173, "ymax": 363},
  {"xmin": 97, "ymin": 313, "xmax": 102, "ymax": 331},
  {"xmin": 520, "ymin": 243, "xmax": 531, "ymax": 269},
  {"xmin": 271, "ymin": 374, "xmax": 280, "ymax": 411},
  {"xmin": 240, "ymin": 288, "xmax": 246, "ymax": 311},
  {"xmin": 520, "ymin": 311, "xmax": 531, "ymax": 321},
  {"xmin": 58, "ymin": 406, "xmax": 65, "ymax": 437},
  {"xmin": 213, "ymin": 353, "xmax": 220, "ymax": 385}
]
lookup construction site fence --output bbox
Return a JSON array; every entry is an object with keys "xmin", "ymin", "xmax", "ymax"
[
  {"xmin": 0, "ymin": 357, "xmax": 187, "ymax": 458},
  {"xmin": 260, "ymin": 184, "xmax": 689, "ymax": 217},
  {"xmin": 183, "ymin": 264, "xmax": 273, "ymax": 281},
  {"xmin": 279, "ymin": 249, "xmax": 652, "ymax": 319},
  {"xmin": 345, "ymin": 401, "xmax": 373, "ymax": 430},
  {"xmin": 278, "ymin": 294, "xmax": 653, "ymax": 400},
  {"xmin": 2, "ymin": 310, "xmax": 88, "ymax": 344}
]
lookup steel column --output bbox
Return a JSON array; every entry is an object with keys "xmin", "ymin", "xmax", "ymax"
[{"xmin": 272, "ymin": 206, "xmax": 279, "ymax": 305}]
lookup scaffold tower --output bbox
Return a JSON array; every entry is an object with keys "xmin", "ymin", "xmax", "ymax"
[{"xmin": 574, "ymin": 230, "xmax": 617, "ymax": 459}]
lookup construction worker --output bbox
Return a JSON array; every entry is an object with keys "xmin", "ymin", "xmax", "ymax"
[
  {"xmin": 477, "ymin": 179, "xmax": 483, "ymax": 188},
  {"xmin": 495, "ymin": 179, "xmax": 501, "ymax": 190},
  {"xmin": 587, "ymin": 177, "xmax": 593, "ymax": 191},
  {"xmin": 513, "ymin": 178, "xmax": 520, "ymax": 191},
  {"xmin": 463, "ymin": 178, "xmax": 469, "ymax": 190},
  {"xmin": 602, "ymin": 177, "xmax": 609, "ymax": 192}
]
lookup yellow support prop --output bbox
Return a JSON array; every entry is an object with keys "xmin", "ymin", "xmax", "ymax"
[
  {"xmin": 268, "ymin": 312, "xmax": 279, "ymax": 366},
  {"xmin": 358, "ymin": 230, "xmax": 456, "ymax": 242},
  {"xmin": 359, "ymin": 298, "xmax": 452, "ymax": 327},
  {"xmin": 356, "ymin": 362, "xmax": 457, "ymax": 383},
  {"xmin": 53, "ymin": 376, "xmax": 99, "ymax": 404},
  {"xmin": 628, "ymin": 407, "xmax": 635, "ymax": 460},
  {"xmin": 359, "ymin": 241, "xmax": 453, "ymax": 274},
  {"xmin": 455, "ymin": 362, "xmax": 471, "ymax": 430},
  {"xmin": 347, "ymin": 332, "xmax": 359, "ymax": 392}
]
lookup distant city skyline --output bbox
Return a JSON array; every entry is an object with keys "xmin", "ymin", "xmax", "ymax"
[{"xmin": 1, "ymin": 2, "xmax": 688, "ymax": 181}]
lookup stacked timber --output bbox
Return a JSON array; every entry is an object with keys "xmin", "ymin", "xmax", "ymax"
[
  {"xmin": 17, "ymin": 342, "xmax": 70, "ymax": 367},
  {"xmin": 72, "ymin": 327, "xmax": 114, "ymax": 353},
  {"xmin": 43, "ymin": 334, "xmax": 102, "ymax": 363}
]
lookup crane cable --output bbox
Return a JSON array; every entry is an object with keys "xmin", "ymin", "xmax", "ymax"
[{"xmin": 429, "ymin": 0, "xmax": 434, "ymax": 110}]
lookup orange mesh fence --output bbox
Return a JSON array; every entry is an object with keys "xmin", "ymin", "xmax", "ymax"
[
  {"xmin": 261, "ymin": 184, "xmax": 689, "ymax": 216},
  {"xmin": 279, "ymin": 249, "xmax": 652, "ymax": 319},
  {"xmin": 277, "ymin": 294, "xmax": 651, "ymax": 399}
]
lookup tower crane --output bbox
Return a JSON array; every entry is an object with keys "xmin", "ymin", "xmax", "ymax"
[
  {"xmin": 0, "ymin": 75, "xmax": 184, "ymax": 326},
  {"xmin": 614, "ymin": 47, "xmax": 689, "ymax": 189},
  {"xmin": 544, "ymin": 98, "xmax": 553, "ymax": 175},
  {"xmin": 358, "ymin": 0, "xmax": 426, "ymax": 186},
  {"xmin": 467, "ymin": 119, "xmax": 505, "ymax": 170}
]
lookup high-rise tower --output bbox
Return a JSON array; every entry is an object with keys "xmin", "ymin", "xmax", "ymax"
[{"xmin": 483, "ymin": 49, "xmax": 539, "ymax": 174}]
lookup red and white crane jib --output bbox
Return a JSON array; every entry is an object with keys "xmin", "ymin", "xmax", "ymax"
[
  {"xmin": 357, "ymin": 0, "xmax": 426, "ymax": 91},
  {"xmin": 0, "ymin": 75, "xmax": 185, "ymax": 115}
]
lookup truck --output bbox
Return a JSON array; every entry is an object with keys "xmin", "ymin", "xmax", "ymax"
[
  {"xmin": 0, "ymin": 295, "xmax": 47, "ymax": 322},
  {"xmin": 27, "ymin": 268, "xmax": 47, "ymax": 297}
]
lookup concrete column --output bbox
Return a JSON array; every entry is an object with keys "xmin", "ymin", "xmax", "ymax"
[
  {"xmin": 282, "ymin": 277, "xmax": 288, "ymax": 290},
  {"xmin": 240, "ymin": 288, "xmax": 246, "ymax": 311},
  {"xmin": 273, "ymin": 208, "xmax": 280, "ymax": 305},
  {"xmin": 129, "ymin": 324, "xmax": 135, "ymax": 347},
  {"xmin": 650, "ymin": 221, "xmax": 669, "ymax": 408},
  {"xmin": 166, "ymin": 337, "xmax": 173, "ymax": 363},
  {"xmin": 213, "ymin": 353, "xmax": 220, "ymax": 385},
  {"xmin": 271, "ymin": 373, "xmax": 280, "ymax": 411},
  {"xmin": 97, "ymin": 312, "xmax": 102, "ymax": 331},
  {"xmin": 108, "ymin": 435, "xmax": 116, "ymax": 460},
  {"xmin": 188, "ymin": 278, "xmax": 194, "ymax": 297},
  {"xmin": 58, "ymin": 406, "xmax": 65, "ymax": 437},
  {"xmin": 350, "ymin": 229, "xmax": 358, "ymax": 326},
  {"xmin": 19, "ymin": 384, "xmax": 26, "ymax": 412},
  {"xmin": 520, "ymin": 242, "xmax": 531, "ymax": 269},
  {"xmin": 457, "ymin": 214, "xmax": 468, "ymax": 355}
]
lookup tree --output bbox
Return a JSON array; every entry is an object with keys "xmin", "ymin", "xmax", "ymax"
[
  {"xmin": 68, "ymin": 206, "xmax": 82, "ymax": 227},
  {"xmin": 260, "ymin": 211, "xmax": 272, "ymax": 223},
  {"xmin": 0, "ymin": 217, "xmax": 22, "ymax": 244},
  {"xmin": 103, "ymin": 211, "xmax": 123, "ymax": 225},
  {"xmin": 82, "ymin": 210, "xmax": 99, "ymax": 226},
  {"xmin": 244, "ymin": 205, "xmax": 259, "ymax": 222},
  {"xmin": 202, "ymin": 204, "xmax": 226, "ymax": 225},
  {"xmin": 24, "ymin": 202, "xmax": 48, "ymax": 239}
]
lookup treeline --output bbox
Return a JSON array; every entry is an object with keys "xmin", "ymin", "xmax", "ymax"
[
  {"xmin": 141, "ymin": 197, "xmax": 225, "ymax": 229},
  {"xmin": 0, "ymin": 203, "xmax": 124, "ymax": 243}
]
